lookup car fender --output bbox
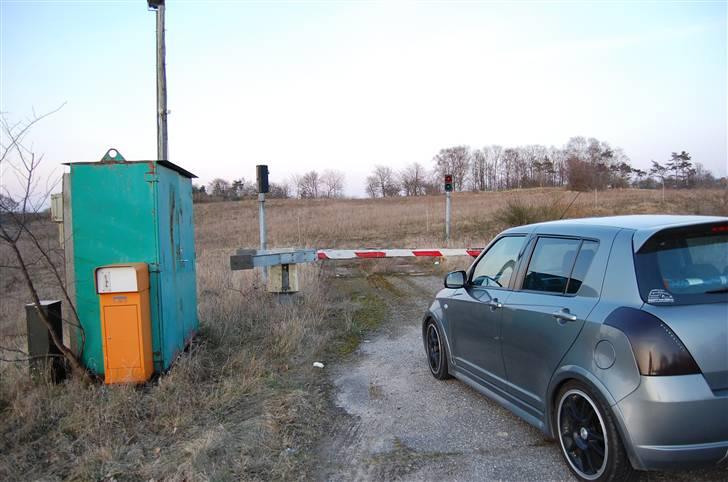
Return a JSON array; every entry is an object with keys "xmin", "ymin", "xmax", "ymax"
[{"xmin": 422, "ymin": 300, "xmax": 456, "ymax": 372}]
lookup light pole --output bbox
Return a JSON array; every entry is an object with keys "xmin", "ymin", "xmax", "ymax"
[
  {"xmin": 444, "ymin": 174, "xmax": 453, "ymax": 243},
  {"xmin": 148, "ymin": 0, "xmax": 168, "ymax": 161},
  {"xmin": 257, "ymin": 165, "xmax": 270, "ymax": 284}
]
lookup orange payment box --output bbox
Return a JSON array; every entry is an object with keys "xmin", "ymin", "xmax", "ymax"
[{"xmin": 95, "ymin": 263, "xmax": 153, "ymax": 384}]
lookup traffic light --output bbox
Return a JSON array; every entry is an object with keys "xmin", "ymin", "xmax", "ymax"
[
  {"xmin": 256, "ymin": 165, "xmax": 270, "ymax": 193},
  {"xmin": 444, "ymin": 174, "xmax": 453, "ymax": 192}
]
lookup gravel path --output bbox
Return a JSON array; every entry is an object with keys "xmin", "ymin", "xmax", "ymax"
[{"xmin": 318, "ymin": 273, "xmax": 727, "ymax": 481}]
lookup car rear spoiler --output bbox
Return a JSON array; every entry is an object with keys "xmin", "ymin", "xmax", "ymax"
[{"xmin": 632, "ymin": 217, "xmax": 728, "ymax": 253}]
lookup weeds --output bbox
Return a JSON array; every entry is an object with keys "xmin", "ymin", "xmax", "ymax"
[{"xmin": 0, "ymin": 259, "xmax": 337, "ymax": 481}]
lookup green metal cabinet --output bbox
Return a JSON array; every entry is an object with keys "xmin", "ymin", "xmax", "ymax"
[{"xmin": 67, "ymin": 160, "xmax": 198, "ymax": 375}]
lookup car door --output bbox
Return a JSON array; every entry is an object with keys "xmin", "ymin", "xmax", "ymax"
[
  {"xmin": 449, "ymin": 235, "xmax": 527, "ymax": 384},
  {"xmin": 500, "ymin": 236, "xmax": 602, "ymax": 414}
]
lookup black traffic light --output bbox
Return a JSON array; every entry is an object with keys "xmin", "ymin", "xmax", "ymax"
[
  {"xmin": 256, "ymin": 165, "xmax": 269, "ymax": 193},
  {"xmin": 444, "ymin": 174, "xmax": 453, "ymax": 192}
]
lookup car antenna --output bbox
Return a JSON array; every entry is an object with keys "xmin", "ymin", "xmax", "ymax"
[{"xmin": 559, "ymin": 192, "xmax": 581, "ymax": 220}]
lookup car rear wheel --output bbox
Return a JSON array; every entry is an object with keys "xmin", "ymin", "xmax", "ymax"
[
  {"xmin": 425, "ymin": 320, "xmax": 450, "ymax": 380},
  {"xmin": 555, "ymin": 381, "xmax": 636, "ymax": 481}
]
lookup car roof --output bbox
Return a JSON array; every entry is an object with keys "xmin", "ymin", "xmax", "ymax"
[
  {"xmin": 502, "ymin": 214, "xmax": 728, "ymax": 251},
  {"xmin": 526, "ymin": 214, "xmax": 725, "ymax": 230}
]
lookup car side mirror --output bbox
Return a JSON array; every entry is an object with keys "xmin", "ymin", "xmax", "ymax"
[{"xmin": 444, "ymin": 270, "xmax": 467, "ymax": 289}]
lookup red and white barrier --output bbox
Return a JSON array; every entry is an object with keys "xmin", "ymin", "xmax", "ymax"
[{"xmin": 316, "ymin": 248, "xmax": 482, "ymax": 260}]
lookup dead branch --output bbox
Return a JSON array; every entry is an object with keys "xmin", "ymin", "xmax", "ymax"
[
  {"xmin": 0, "ymin": 106, "xmax": 94, "ymax": 384},
  {"xmin": 21, "ymin": 224, "xmax": 86, "ymax": 353},
  {"xmin": 0, "ymin": 344, "xmax": 29, "ymax": 356}
]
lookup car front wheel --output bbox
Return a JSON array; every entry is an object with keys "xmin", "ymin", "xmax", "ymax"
[
  {"xmin": 555, "ymin": 381, "xmax": 636, "ymax": 481},
  {"xmin": 425, "ymin": 320, "xmax": 450, "ymax": 380}
]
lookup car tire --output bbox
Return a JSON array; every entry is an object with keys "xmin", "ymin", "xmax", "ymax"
[
  {"xmin": 425, "ymin": 320, "xmax": 450, "ymax": 380},
  {"xmin": 555, "ymin": 381, "xmax": 636, "ymax": 482}
]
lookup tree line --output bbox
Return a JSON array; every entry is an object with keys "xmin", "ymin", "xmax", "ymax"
[
  {"xmin": 365, "ymin": 137, "xmax": 723, "ymax": 198},
  {"xmin": 192, "ymin": 136, "xmax": 723, "ymax": 202},
  {"xmin": 192, "ymin": 169, "xmax": 346, "ymax": 202}
]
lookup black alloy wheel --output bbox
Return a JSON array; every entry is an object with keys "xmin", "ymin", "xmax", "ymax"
[
  {"xmin": 558, "ymin": 389, "xmax": 607, "ymax": 479},
  {"xmin": 555, "ymin": 382, "xmax": 636, "ymax": 481},
  {"xmin": 425, "ymin": 321, "xmax": 449, "ymax": 380}
]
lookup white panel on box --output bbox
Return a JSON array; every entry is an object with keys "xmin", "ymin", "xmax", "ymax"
[
  {"xmin": 96, "ymin": 267, "xmax": 138, "ymax": 293},
  {"xmin": 50, "ymin": 193, "xmax": 63, "ymax": 222}
]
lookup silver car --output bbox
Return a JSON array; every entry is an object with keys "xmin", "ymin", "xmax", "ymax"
[{"xmin": 423, "ymin": 215, "xmax": 728, "ymax": 481}]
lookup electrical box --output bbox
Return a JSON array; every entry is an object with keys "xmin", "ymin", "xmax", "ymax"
[
  {"xmin": 96, "ymin": 263, "xmax": 153, "ymax": 384},
  {"xmin": 25, "ymin": 300, "xmax": 66, "ymax": 383},
  {"xmin": 65, "ymin": 158, "xmax": 198, "ymax": 375}
]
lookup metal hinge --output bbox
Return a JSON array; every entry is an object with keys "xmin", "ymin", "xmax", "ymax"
[
  {"xmin": 148, "ymin": 263, "xmax": 161, "ymax": 273},
  {"xmin": 144, "ymin": 172, "xmax": 159, "ymax": 183}
]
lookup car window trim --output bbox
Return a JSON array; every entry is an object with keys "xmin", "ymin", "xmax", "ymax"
[
  {"xmin": 516, "ymin": 235, "xmax": 599, "ymax": 298},
  {"xmin": 467, "ymin": 234, "xmax": 527, "ymax": 291}
]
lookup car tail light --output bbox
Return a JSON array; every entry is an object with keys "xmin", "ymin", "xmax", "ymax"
[{"xmin": 604, "ymin": 307, "xmax": 700, "ymax": 376}]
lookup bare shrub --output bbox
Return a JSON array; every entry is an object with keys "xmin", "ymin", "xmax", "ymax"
[{"xmin": 493, "ymin": 196, "xmax": 571, "ymax": 227}]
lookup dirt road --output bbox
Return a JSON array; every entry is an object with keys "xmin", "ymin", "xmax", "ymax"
[{"xmin": 318, "ymin": 272, "xmax": 727, "ymax": 481}]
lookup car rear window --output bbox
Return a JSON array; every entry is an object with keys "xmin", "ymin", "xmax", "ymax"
[
  {"xmin": 634, "ymin": 223, "xmax": 728, "ymax": 305},
  {"xmin": 522, "ymin": 238, "xmax": 599, "ymax": 295},
  {"xmin": 523, "ymin": 238, "xmax": 580, "ymax": 294}
]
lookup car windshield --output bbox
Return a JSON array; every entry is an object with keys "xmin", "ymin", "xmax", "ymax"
[{"xmin": 634, "ymin": 223, "xmax": 728, "ymax": 305}]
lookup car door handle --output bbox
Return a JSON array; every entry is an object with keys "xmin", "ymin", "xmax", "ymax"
[
  {"xmin": 553, "ymin": 309, "xmax": 577, "ymax": 322},
  {"xmin": 487, "ymin": 299, "xmax": 503, "ymax": 310}
]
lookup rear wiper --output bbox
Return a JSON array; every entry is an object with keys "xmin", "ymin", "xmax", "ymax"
[{"xmin": 704, "ymin": 287, "xmax": 728, "ymax": 294}]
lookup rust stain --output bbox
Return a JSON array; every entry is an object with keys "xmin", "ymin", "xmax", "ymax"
[{"xmin": 169, "ymin": 189, "xmax": 176, "ymax": 272}]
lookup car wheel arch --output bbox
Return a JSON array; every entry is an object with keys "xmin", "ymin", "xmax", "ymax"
[
  {"xmin": 546, "ymin": 366, "xmax": 643, "ymax": 471},
  {"xmin": 422, "ymin": 315, "xmax": 455, "ymax": 370},
  {"xmin": 547, "ymin": 367, "xmax": 617, "ymax": 435}
]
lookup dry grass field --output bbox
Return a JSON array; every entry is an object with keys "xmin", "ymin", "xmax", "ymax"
[
  {"xmin": 1, "ymin": 188, "xmax": 726, "ymax": 480},
  {"xmin": 195, "ymin": 187, "xmax": 728, "ymax": 251}
]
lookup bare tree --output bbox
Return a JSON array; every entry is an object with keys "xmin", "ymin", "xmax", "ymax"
[
  {"xmin": 433, "ymin": 146, "xmax": 470, "ymax": 191},
  {"xmin": 268, "ymin": 181, "xmax": 291, "ymax": 199},
  {"xmin": 365, "ymin": 175, "xmax": 378, "ymax": 198},
  {"xmin": 208, "ymin": 178, "xmax": 231, "ymax": 198},
  {"xmin": 399, "ymin": 162, "xmax": 428, "ymax": 196},
  {"xmin": 289, "ymin": 173, "xmax": 302, "ymax": 198},
  {"xmin": 297, "ymin": 170, "xmax": 321, "ymax": 198},
  {"xmin": 500, "ymin": 148, "xmax": 520, "ymax": 190},
  {"xmin": 320, "ymin": 169, "xmax": 345, "ymax": 198},
  {"xmin": 470, "ymin": 149, "xmax": 486, "ymax": 191},
  {"xmin": 231, "ymin": 177, "xmax": 257, "ymax": 198},
  {"xmin": 367, "ymin": 165, "xmax": 400, "ymax": 197},
  {"xmin": 0, "ymin": 107, "xmax": 93, "ymax": 383}
]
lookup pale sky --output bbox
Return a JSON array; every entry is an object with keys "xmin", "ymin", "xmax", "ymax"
[{"xmin": 1, "ymin": 1, "xmax": 726, "ymax": 196}]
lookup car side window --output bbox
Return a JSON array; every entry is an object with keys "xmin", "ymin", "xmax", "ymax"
[
  {"xmin": 523, "ymin": 237, "xmax": 581, "ymax": 294},
  {"xmin": 566, "ymin": 240, "xmax": 599, "ymax": 294},
  {"xmin": 470, "ymin": 236, "xmax": 525, "ymax": 288}
]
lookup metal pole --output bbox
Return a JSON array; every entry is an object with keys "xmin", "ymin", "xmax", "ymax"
[
  {"xmin": 155, "ymin": 4, "xmax": 168, "ymax": 161},
  {"xmin": 259, "ymin": 193, "xmax": 267, "ymax": 251},
  {"xmin": 445, "ymin": 191, "xmax": 452, "ymax": 243},
  {"xmin": 259, "ymin": 192, "xmax": 268, "ymax": 283}
]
